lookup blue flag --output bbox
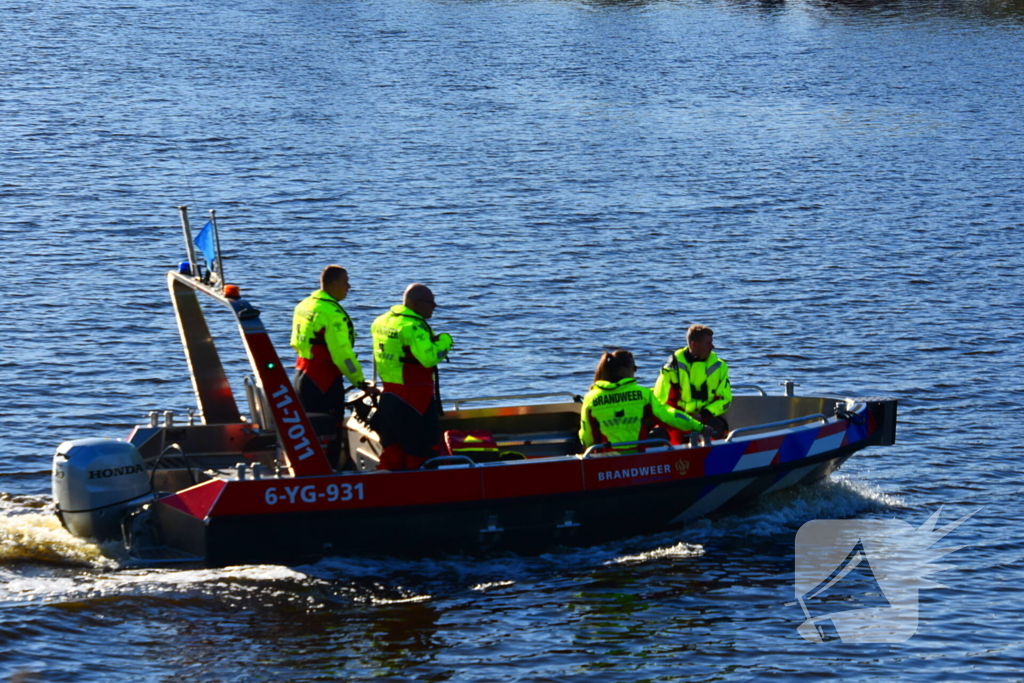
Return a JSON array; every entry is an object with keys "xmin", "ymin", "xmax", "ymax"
[{"xmin": 193, "ymin": 220, "xmax": 216, "ymax": 268}]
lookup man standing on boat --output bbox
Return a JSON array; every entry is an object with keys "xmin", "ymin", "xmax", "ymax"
[
  {"xmin": 653, "ymin": 324, "xmax": 733, "ymax": 443},
  {"xmin": 371, "ymin": 283, "xmax": 453, "ymax": 471},
  {"xmin": 291, "ymin": 265, "xmax": 377, "ymax": 467}
]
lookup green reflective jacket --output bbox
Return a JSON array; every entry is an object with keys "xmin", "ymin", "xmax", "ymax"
[
  {"xmin": 290, "ymin": 289, "xmax": 365, "ymax": 385},
  {"xmin": 579, "ymin": 378, "xmax": 703, "ymax": 450},
  {"xmin": 653, "ymin": 349, "xmax": 732, "ymax": 417},
  {"xmin": 370, "ymin": 305, "xmax": 452, "ymax": 386}
]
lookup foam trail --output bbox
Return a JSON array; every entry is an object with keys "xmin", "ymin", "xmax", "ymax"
[
  {"xmin": 0, "ymin": 560, "xmax": 315, "ymax": 606},
  {"xmin": 685, "ymin": 475, "xmax": 903, "ymax": 542},
  {"xmin": 0, "ymin": 511, "xmax": 114, "ymax": 567},
  {"xmin": 609, "ymin": 542, "xmax": 706, "ymax": 565}
]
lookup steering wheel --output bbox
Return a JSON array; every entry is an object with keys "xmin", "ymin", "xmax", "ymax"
[{"xmin": 344, "ymin": 384, "xmax": 380, "ymax": 424}]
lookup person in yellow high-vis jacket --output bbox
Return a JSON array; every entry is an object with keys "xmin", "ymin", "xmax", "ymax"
[
  {"xmin": 291, "ymin": 265, "xmax": 377, "ymax": 468},
  {"xmin": 370, "ymin": 283, "xmax": 453, "ymax": 470},
  {"xmin": 653, "ymin": 324, "xmax": 732, "ymax": 443},
  {"xmin": 579, "ymin": 349, "xmax": 708, "ymax": 452}
]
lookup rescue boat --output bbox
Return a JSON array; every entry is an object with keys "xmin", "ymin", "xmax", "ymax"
[{"xmin": 51, "ymin": 209, "xmax": 898, "ymax": 567}]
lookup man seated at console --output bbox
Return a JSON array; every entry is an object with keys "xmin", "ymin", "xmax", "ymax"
[{"xmin": 653, "ymin": 324, "xmax": 732, "ymax": 443}]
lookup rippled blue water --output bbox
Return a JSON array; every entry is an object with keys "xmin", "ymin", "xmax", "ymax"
[{"xmin": 2, "ymin": 0, "xmax": 1023, "ymax": 680}]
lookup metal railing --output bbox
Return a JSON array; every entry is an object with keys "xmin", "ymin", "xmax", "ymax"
[
  {"xmin": 494, "ymin": 437, "xmax": 569, "ymax": 448},
  {"xmin": 581, "ymin": 439, "xmax": 673, "ymax": 458},
  {"xmin": 447, "ymin": 392, "xmax": 581, "ymax": 410},
  {"xmin": 447, "ymin": 385, "xmax": 775, "ymax": 410},
  {"xmin": 725, "ymin": 414, "xmax": 829, "ymax": 442}
]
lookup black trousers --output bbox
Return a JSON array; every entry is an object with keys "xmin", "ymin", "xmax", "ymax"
[
  {"xmin": 293, "ymin": 370, "xmax": 346, "ymax": 469},
  {"xmin": 294, "ymin": 370, "xmax": 348, "ymax": 418},
  {"xmin": 372, "ymin": 392, "xmax": 441, "ymax": 460}
]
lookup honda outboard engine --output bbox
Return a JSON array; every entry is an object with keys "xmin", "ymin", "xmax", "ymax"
[{"xmin": 52, "ymin": 438, "xmax": 153, "ymax": 541}]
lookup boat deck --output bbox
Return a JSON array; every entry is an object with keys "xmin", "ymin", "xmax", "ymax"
[{"xmin": 133, "ymin": 392, "xmax": 855, "ymax": 494}]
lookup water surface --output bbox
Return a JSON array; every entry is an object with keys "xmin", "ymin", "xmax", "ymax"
[{"xmin": 2, "ymin": 0, "xmax": 1023, "ymax": 680}]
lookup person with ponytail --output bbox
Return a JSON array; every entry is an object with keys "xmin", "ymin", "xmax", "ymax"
[{"xmin": 579, "ymin": 349, "xmax": 710, "ymax": 452}]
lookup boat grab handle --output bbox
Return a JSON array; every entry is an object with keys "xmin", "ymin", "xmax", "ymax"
[
  {"xmin": 731, "ymin": 383, "xmax": 767, "ymax": 396},
  {"xmin": 421, "ymin": 455, "xmax": 476, "ymax": 469},
  {"xmin": 448, "ymin": 392, "xmax": 582, "ymax": 410},
  {"xmin": 725, "ymin": 414, "xmax": 828, "ymax": 442},
  {"xmin": 582, "ymin": 439, "xmax": 673, "ymax": 458}
]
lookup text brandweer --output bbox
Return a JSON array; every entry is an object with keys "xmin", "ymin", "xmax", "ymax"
[
  {"xmin": 597, "ymin": 464, "xmax": 672, "ymax": 481},
  {"xmin": 592, "ymin": 390, "xmax": 644, "ymax": 407}
]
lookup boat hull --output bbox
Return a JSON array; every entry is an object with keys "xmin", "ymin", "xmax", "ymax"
[{"xmin": 147, "ymin": 405, "xmax": 879, "ymax": 566}]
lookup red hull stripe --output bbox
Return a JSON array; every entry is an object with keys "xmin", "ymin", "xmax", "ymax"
[
  {"xmin": 211, "ymin": 468, "xmax": 484, "ymax": 516},
  {"xmin": 482, "ymin": 458, "xmax": 584, "ymax": 499},
  {"xmin": 745, "ymin": 434, "xmax": 787, "ymax": 454},
  {"xmin": 197, "ymin": 415, "xmax": 876, "ymax": 517},
  {"xmin": 819, "ymin": 419, "xmax": 848, "ymax": 438},
  {"xmin": 582, "ymin": 447, "xmax": 707, "ymax": 489}
]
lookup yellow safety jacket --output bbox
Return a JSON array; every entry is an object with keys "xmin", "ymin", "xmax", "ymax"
[
  {"xmin": 653, "ymin": 349, "xmax": 732, "ymax": 418},
  {"xmin": 371, "ymin": 305, "xmax": 452, "ymax": 411},
  {"xmin": 290, "ymin": 289, "xmax": 365, "ymax": 387},
  {"xmin": 579, "ymin": 378, "xmax": 703, "ymax": 450}
]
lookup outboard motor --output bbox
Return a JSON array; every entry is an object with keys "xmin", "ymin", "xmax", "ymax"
[{"xmin": 52, "ymin": 438, "xmax": 153, "ymax": 541}]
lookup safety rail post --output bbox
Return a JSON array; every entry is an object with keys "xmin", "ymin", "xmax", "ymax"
[{"xmin": 178, "ymin": 206, "xmax": 200, "ymax": 279}]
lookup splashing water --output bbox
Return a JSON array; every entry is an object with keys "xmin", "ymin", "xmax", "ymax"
[{"xmin": 0, "ymin": 509, "xmax": 112, "ymax": 568}]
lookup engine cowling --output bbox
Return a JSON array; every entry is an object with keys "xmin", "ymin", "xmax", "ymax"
[{"xmin": 52, "ymin": 438, "xmax": 152, "ymax": 541}]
